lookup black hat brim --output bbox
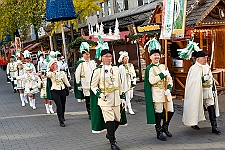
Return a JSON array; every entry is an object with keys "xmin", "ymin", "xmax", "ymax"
[
  {"xmin": 195, "ymin": 51, "xmax": 207, "ymax": 58},
  {"xmin": 101, "ymin": 49, "xmax": 113, "ymax": 57},
  {"xmin": 150, "ymin": 49, "xmax": 160, "ymax": 56}
]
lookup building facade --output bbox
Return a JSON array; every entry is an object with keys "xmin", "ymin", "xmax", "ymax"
[{"xmin": 98, "ymin": 0, "xmax": 157, "ymax": 17}]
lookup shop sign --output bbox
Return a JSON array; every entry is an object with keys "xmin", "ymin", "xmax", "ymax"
[{"xmin": 137, "ymin": 25, "xmax": 160, "ymax": 32}]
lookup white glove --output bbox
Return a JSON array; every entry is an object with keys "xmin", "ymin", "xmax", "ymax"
[
  {"xmin": 77, "ymin": 87, "xmax": 82, "ymax": 91},
  {"xmin": 121, "ymin": 99, "xmax": 126, "ymax": 107},
  {"xmin": 132, "ymin": 79, "xmax": 136, "ymax": 85},
  {"xmin": 204, "ymin": 75, "xmax": 210, "ymax": 81},
  {"xmin": 100, "ymin": 93, "xmax": 106, "ymax": 101},
  {"xmin": 162, "ymin": 70, "xmax": 170, "ymax": 76},
  {"xmin": 164, "ymin": 89, "xmax": 171, "ymax": 96},
  {"xmin": 70, "ymin": 89, "xmax": 74, "ymax": 93},
  {"xmin": 63, "ymin": 63, "xmax": 68, "ymax": 69}
]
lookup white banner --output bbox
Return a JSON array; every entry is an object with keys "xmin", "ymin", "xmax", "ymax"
[{"xmin": 160, "ymin": 0, "xmax": 175, "ymax": 39}]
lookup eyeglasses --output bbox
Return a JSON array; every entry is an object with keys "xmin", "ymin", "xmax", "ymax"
[{"xmin": 103, "ymin": 55, "xmax": 112, "ymax": 58}]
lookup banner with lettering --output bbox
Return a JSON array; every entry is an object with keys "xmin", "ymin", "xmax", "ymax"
[{"xmin": 160, "ymin": 0, "xmax": 175, "ymax": 39}]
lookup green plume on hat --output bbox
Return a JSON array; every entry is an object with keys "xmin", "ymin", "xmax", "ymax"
[
  {"xmin": 144, "ymin": 38, "xmax": 161, "ymax": 54},
  {"xmin": 95, "ymin": 35, "xmax": 109, "ymax": 59},
  {"xmin": 55, "ymin": 51, "xmax": 61, "ymax": 57},
  {"xmin": 11, "ymin": 55, "xmax": 17, "ymax": 61},
  {"xmin": 79, "ymin": 42, "xmax": 90, "ymax": 54},
  {"xmin": 177, "ymin": 41, "xmax": 202, "ymax": 60},
  {"xmin": 23, "ymin": 50, "xmax": 31, "ymax": 58},
  {"xmin": 37, "ymin": 50, "xmax": 43, "ymax": 58}
]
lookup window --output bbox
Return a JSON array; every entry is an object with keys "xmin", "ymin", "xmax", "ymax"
[
  {"xmin": 108, "ymin": 0, "xmax": 111, "ymax": 15},
  {"xmin": 101, "ymin": 2, "xmax": 105, "ymax": 17},
  {"xmin": 138, "ymin": 0, "xmax": 143, "ymax": 6},
  {"xmin": 115, "ymin": 0, "xmax": 124, "ymax": 13},
  {"xmin": 143, "ymin": 0, "xmax": 148, "ymax": 4},
  {"xmin": 124, "ymin": 0, "xmax": 128, "ymax": 10}
]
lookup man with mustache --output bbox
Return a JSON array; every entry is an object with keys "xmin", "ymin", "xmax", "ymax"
[{"xmin": 144, "ymin": 39, "xmax": 174, "ymax": 141}]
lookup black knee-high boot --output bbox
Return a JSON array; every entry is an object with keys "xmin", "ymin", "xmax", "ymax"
[
  {"xmin": 12, "ymin": 81, "xmax": 16, "ymax": 93},
  {"xmin": 207, "ymin": 105, "xmax": 221, "ymax": 134},
  {"xmin": 59, "ymin": 117, "xmax": 65, "ymax": 127},
  {"xmin": 85, "ymin": 96, "xmax": 91, "ymax": 119},
  {"xmin": 105, "ymin": 121, "xmax": 121, "ymax": 150},
  {"xmin": 155, "ymin": 113, "xmax": 166, "ymax": 141},
  {"xmin": 162, "ymin": 111, "xmax": 174, "ymax": 137}
]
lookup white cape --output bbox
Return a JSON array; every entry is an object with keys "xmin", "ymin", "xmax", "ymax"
[{"xmin": 182, "ymin": 62, "xmax": 219, "ymax": 126}]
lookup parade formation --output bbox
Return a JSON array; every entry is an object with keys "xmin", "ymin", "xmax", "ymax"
[
  {"xmin": 2, "ymin": 35, "xmax": 223, "ymax": 150},
  {"xmin": 1, "ymin": 0, "xmax": 225, "ymax": 149}
]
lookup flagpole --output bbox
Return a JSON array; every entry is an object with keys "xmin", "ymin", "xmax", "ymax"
[
  {"xmin": 61, "ymin": 21, "xmax": 68, "ymax": 64},
  {"xmin": 165, "ymin": 39, "xmax": 168, "ymax": 121}
]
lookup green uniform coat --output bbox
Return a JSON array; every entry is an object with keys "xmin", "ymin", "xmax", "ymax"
[
  {"xmin": 144, "ymin": 64, "xmax": 156, "ymax": 124},
  {"xmin": 74, "ymin": 60, "xmax": 85, "ymax": 99},
  {"xmin": 90, "ymin": 65, "xmax": 127, "ymax": 133}
]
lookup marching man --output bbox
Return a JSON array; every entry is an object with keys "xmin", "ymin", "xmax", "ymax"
[
  {"xmin": 144, "ymin": 38, "xmax": 174, "ymax": 141},
  {"xmin": 90, "ymin": 36, "xmax": 127, "ymax": 150},
  {"xmin": 6, "ymin": 55, "xmax": 18, "ymax": 93},
  {"xmin": 118, "ymin": 51, "xmax": 136, "ymax": 115},
  {"xmin": 180, "ymin": 42, "xmax": 221, "ymax": 134},
  {"xmin": 74, "ymin": 42, "xmax": 96, "ymax": 119}
]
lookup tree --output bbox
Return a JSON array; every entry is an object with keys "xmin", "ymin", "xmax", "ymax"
[{"xmin": 0, "ymin": 0, "xmax": 46, "ymax": 42}]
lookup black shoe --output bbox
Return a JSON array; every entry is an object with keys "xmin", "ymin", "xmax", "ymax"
[
  {"xmin": 155, "ymin": 125, "xmax": 167, "ymax": 141},
  {"xmin": 212, "ymin": 128, "xmax": 221, "ymax": 134},
  {"xmin": 111, "ymin": 142, "xmax": 121, "ymax": 150},
  {"xmin": 59, "ymin": 118, "xmax": 65, "ymax": 127},
  {"xmin": 60, "ymin": 122, "xmax": 65, "ymax": 127},
  {"xmin": 162, "ymin": 125, "xmax": 172, "ymax": 137},
  {"xmin": 14, "ymin": 90, "xmax": 16, "ymax": 93},
  {"xmin": 191, "ymin": 125, "xmax": 200, "ymax": 130},
  {"xmin": 88, "ymin": 115, "xmax": 91, "ymax": 120}
]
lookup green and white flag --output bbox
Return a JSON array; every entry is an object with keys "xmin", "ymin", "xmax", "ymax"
[
  {"xmin": 172, "ymin": 0, "xmax": 187, "ymax": 38},
  {"xmin": 160, "ymin": 0, "xmax": 175, "ymax": 39}
]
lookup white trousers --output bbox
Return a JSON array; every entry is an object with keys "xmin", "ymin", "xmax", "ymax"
[
  {"xmin": 100, "ymin": 106, "xmax": 121, "ymax": 122},
  {"xmin": 154, "ymin": 100, "xmax": 174, "ymax": 113}
]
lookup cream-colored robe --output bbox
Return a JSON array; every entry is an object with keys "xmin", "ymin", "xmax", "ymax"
[
  {"xmin": 75, "ymin": 59, "xmax": 96, "ymax": 96},
  {"xmin": 149, "ymin": 64, "xmax": 173, "ymax": 102},
  {"xmin": 182, "ymin": 62, "xmax": 219, "ymax": 126},
  {"xmin": 6, "ymin": 62, "xmax": 18, "ymax": 81},
  {"xmin": 91, "ymin": 65, "xmax": 123, "ymax": 107}
]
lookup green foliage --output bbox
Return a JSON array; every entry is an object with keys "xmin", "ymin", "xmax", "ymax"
[
  {"xmin": 108, "ymin": 39, "xmax": 125, "ymax": 46},
  {"xmin": 67, "ymin": 37, "xmax": 97, "ymax": 49},
  {"xmin": 0, "ymin": 0, "xmax": 46, "ymax": 41}
]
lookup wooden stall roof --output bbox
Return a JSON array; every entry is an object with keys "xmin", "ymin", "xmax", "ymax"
[
  {"xmin": 186, "ymin": 0, "xmax": 219, "ymax": 26},
  {"xmin": 149, "ymin": 0, "xmax": 225, "ymax": 27}
]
